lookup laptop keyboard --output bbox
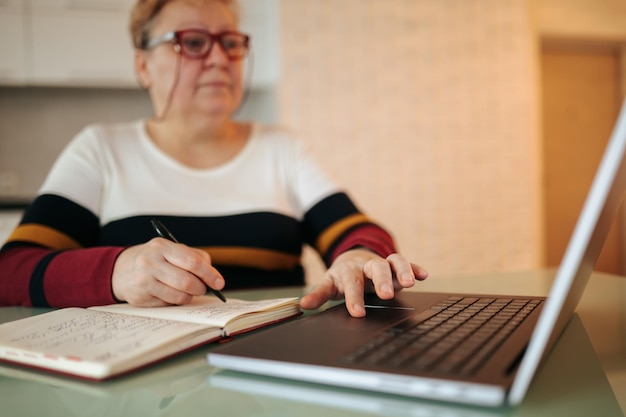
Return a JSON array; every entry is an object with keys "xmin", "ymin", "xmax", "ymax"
[{"xmin": 341, "ymin": 296, "xmax": 542, "ymax": 377}]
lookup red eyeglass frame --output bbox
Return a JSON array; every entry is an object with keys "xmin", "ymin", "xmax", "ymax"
[{"xmin": 145, "ymin": 29, "xmax": 250, "ymax": 61}]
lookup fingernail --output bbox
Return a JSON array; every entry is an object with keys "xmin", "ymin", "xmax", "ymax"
[
  {"xmin": 402, "ymin": 273, "xmax": 415, "ymax": 284},
  {"xmin": 353, "ymin": 303, "xmax": 365, "ymax": 315},
  {"xmin": 381, "ymin": 283, "xmax": 393, "ymax": 294}
]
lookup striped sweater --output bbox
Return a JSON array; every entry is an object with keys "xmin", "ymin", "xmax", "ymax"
[{"xmin": 0, "ymin": 121, "xmax": 396, "ymax": 307}]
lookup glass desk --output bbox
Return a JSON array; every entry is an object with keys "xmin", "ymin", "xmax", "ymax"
[{"xmin": 0, "ymin": 270, "xmax": 624, "ymax": 417}]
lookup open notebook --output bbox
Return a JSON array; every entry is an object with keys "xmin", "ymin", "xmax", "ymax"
[
  {"xmin": 0, "ymin": 297, "xmax": 300, "ymax": 380},
  {"xmin": 207, "ymin": 98, "xmax": 626, "ymax": 407}
]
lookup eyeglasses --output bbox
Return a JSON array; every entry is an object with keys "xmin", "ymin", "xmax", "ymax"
[{"xmin": 145, "ymin": 29, "xmax": 250, "ymax": 61}]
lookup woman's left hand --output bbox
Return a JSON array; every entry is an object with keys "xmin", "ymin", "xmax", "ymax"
[{"xmin": 299, "ymin": 248, "xmax": 428, "ymax": 317}]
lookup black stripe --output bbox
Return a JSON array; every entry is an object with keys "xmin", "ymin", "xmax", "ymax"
[
  {"xmin": 29, "ymin": 251, "xmax": 60, "ymax": 307},
  {"xmin": 219, "ymin": 265, "xmax": 305, "ymax": 289},
  {"xmin": 100, "ymin": 213, "xmax": 303, "ymax": 254},
  {"xmin": 1, "ymin": 241, "xmax": 45, "ymax": 253},
  {"xmin": 21, "ymin": 194, "xmax": 100, "ymax": 247},
  {"xmin": 302, "ymin": 192, "xmax": 363, "ymax": 244}
]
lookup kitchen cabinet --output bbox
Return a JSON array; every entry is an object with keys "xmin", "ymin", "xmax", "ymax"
[
  {"xmin": 0, "ymin": 0, "xmax": 280, "ymax": 89},
  {"xmin": 0, "ymin": 209, "xmax": 22, "ymax": 246},
  {"xmin": 0, "ymin": 0, "xmax": 27, "ymax": 85},
  {"xmin": 29, "ymin": 0, "xmax": 137, "ymax": 87}
]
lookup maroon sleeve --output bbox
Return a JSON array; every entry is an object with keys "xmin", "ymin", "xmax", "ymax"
[
  {"xmin": 327, "ymin": 224, "xmax": 397, "ymax": 265},
  {"xmin": 0, "ymin": 246, "xmax": 124, "ymax": 308}
]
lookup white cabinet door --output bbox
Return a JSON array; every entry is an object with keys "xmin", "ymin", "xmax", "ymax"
[
  {"xmin": 0, "ymin": 1, "xmax": 26, "ymax": 85},
  {"xmin": 28, "ymin": 0, "xmax": 137, "ymax": 87},
  {"xmin": 0, "ymin": 210, "xmax": 22, "ymax": 246},
  {"xmin": 0, "ymin": 0, "xmax": 279, "ymax": 89}
]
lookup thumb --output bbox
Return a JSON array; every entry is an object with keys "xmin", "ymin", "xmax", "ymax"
[{"xmin": 300, "ymin": 278, "xmax": 337, "ymax": 310}]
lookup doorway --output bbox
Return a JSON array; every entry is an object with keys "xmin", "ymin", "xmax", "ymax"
[{"xmin": 541, "ymin": 41, "xmax": 623, "ymax": 274}]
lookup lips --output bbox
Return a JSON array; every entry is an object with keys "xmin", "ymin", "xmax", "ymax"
[{"xmin": 198, "ymin": 80, "xmax": 231, "ymax": 89}]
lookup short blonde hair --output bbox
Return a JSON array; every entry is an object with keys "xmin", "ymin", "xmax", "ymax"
[{"xmin": 129, "ymin": 0, "xmax": 239, "ymax": 49}]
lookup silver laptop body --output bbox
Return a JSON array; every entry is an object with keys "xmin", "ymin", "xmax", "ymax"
[{"xmin": 207, "ymin": 99, "xmax": 626, "ymax": 407}]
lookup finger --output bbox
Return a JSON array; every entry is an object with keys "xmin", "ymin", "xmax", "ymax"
[
  {"xmin": 364, "ymin": 258, "xmax": 395, "ymax": 299},
  {"xmin": 160, "ymin": 243, "xmax": 225, "ymax": 292},
  {"xmin": 140, "ymin": 298, "xmax": 170, "ymax": 307},
  {"xmin": 146, "ymin": 277, "xmax": 196, "ymax": 306},
  {"xmin": 300, "ymin": 278, "xmax": 337, "ymax": 310},
  {"xmin": 144, "ymin": 245, "xmax": 207, "ymax": 297},
  {"xmin": 341, "ymin": 273, "xmax": 366, "ymax": 317},
  {"xmin": 386, "ymin": 254, "xmax": 416, "ymax": 288},
  {"xmin": 153, "ymin": 262, "xmax": 208, "ymax": 296},
  {"xmin": 188, "ymin": 248, "xmax": 226, "ymax": 291},
  {"xmin": 121, "ymin": 287, "xmax": 173, "ymax": 307},
  {"xmin": 129, "ymin": 295, "xmax": 170, "ymax": 307},
  {"xmin": 412, "ymin": 263, "xmax": 429, "ymax": 281},
  {"xmin": 125, "ymin": 274, "xmax": 193, "ymax": 307}
]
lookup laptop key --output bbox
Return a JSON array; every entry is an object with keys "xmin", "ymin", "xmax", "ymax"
[{"xmin": 340, "ymin": 297, "xmax": 542, "ymax": 376}]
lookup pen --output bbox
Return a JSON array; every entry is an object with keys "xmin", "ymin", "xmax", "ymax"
[{"xmin": 150, "ymin": 218, "xmax": 227, "ymax": 303}]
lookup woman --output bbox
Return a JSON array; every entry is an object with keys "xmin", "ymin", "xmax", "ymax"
[{"xmin": 0, "ymin": 0, "xmax": 427, "ymax": 317}]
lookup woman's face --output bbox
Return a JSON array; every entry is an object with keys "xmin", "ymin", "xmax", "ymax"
[{"xmin": 137, "ymin": 0, "xmax": 245, "ymax": 121}]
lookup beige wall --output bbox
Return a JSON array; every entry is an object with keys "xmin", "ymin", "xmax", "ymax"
[
  {"xmin": 279, "ymin": 0, "xmax": 626, "ymax": 283},
  {"xmin": 3, "ymin": 0, "xmax": 625, "ymax": 283},
  {"xmin": 278, "ymin": 0, "xmax": 542, "ymax": 280}
]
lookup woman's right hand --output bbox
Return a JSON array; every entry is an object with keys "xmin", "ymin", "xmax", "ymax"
[{"xmin": 111, "ymin": 238, "xmax": 225, "ymax": 306}]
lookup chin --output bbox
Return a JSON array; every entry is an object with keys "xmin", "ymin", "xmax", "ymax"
[{"xmin": 197, "ymin": 106, "xmax": 236, "ymax": 119}]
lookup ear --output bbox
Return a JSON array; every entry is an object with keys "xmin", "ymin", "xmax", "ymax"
[{"xmin": 134, "ymin": 49, "xmax": 152, "ymax": 89}]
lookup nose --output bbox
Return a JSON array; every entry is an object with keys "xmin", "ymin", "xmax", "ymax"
[{"xmin": 204, "ymin": 41, "xmax": 230, "ymax": 65}]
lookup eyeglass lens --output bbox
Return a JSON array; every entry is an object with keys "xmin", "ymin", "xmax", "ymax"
[{"xmin": 177, "ymin": 31, "xmax": 248, "ymax": 60}]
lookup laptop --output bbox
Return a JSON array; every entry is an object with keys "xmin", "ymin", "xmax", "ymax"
[
  {"xmin": 207, "ymin": 314, "xmax": 601, "ymax": 416},
  {"xmin": 207, "ymin": 99, "xmax": 626, "ymax": 407}
]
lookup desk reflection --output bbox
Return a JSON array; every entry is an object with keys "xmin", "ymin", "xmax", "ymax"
[
  {"xmin": 0, "ymin": 273, "xmax": 624, "ymax": 417},
  {"xmin": 1, "ymin": 315, "xmax": 609, "ymax": 417}
]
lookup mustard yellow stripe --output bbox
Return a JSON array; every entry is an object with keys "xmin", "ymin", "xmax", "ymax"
[
  {"xmin": 7, "ymin": 224, "xmax": 82, "ymax": 250},
  {"xmin": 315, "ymin": 213, "xmax": 371, "ymax": 255},
  {"xmin": 199, "ymin": 247, "xmax": 300, "ymax": 271}
]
